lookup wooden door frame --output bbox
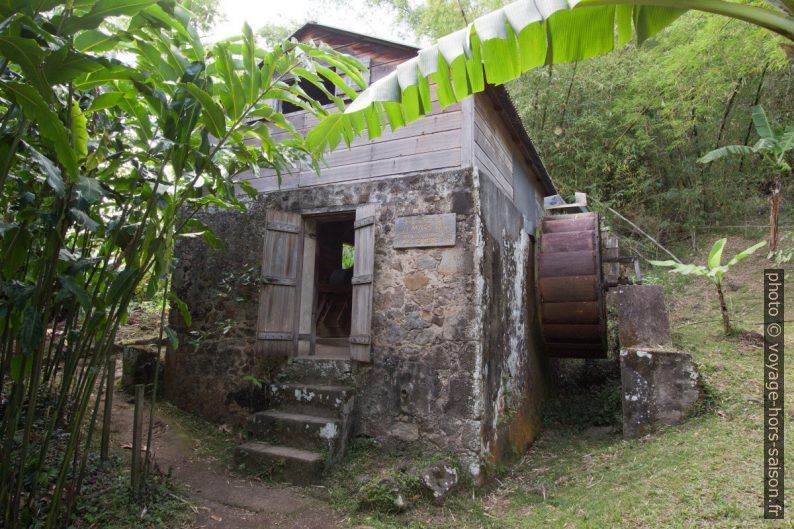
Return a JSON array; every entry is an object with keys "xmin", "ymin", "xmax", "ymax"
[
  {"xmin": 292, "ymin": 219, "xmax": 305, "ymax": 357},
  {"xmin": 298, "ymin": 209, "xmax": 357, "ymax": 358}
]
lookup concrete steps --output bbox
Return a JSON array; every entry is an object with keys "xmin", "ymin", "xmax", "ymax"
[
  {"xmin": 277, "ymin": 357, "xmax": 354, "ymax": 386},
  {"xmin": 235, "ymin": 358, "xmax": 355, "ymax": 483},
  {"xmin": 248, "ymin": 410, "xmax": 341, "ymax": 452},
  {"xmin": 266, "ymin": 383, "xmax": 353, "ymax": 417},
  {"xmin": 235, "ymin": 442, "xmax": 323, "ymax": 484}
]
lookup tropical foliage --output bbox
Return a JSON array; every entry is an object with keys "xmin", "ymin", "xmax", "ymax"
[
  {"xmin": 322, "ymin": 0, "xmax": 792, "ymax": 252},
  {"xmin": 0, "ymin": 1, "xmax": 365, "ymax": 527},
  {"xmin": 699, "ymin": 105, "xmax": 793, "ymax": 251},
  {"xmin": 650, "ymin": 238, "xmax": 766, "ymax": 334},
  {"xmin": 308, "ymin": 0, "xmax": 794, "ymax": 155},
  {"xmin": 507, "ymin": 9, "xmax": 791, "ymax": 239}
]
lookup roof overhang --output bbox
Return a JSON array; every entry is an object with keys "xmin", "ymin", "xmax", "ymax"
[{"xmin": 290, "ymin": 23, "xmax": 556, "ymax": 195}]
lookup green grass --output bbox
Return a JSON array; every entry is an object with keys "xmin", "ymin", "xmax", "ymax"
[
  {"xmin": 130, "ymin": 234, "xmax": 789, "ymax": 528},
  {"xmin": 319, "ymin": 236, "xmax": 794, "ymax": 528}
]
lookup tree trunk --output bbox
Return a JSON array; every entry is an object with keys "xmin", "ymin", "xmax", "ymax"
[
  {"xmin": 716, "ymin": 282, "xmax": 731, "ymax": 335},
  {"xmin": 769, "ymin": 174, "xmax": 782, "ymax": 252},
  {"xmin": 739, "ymin": 63, "xmax": 769, "ymax": 173}
]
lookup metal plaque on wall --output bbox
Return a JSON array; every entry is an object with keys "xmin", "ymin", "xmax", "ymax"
[{"xmin": 393, "ymin": 213, "xmax": 456, "ymax": 248}]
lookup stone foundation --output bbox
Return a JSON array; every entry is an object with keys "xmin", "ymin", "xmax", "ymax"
[
  {"xmin": 478, "ymin": 173, "xmax": 548, "ymax": 468},
  {"xmin": 166, "ymin": 167, "xmax": 549, "ymax": 477}
]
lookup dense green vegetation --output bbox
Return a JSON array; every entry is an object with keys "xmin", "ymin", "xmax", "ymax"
[
  {"xmin": 0, "ymin": 1, "xmax": 364, "ymax": 527},
  {"xmin": 511, "ymin": 10, "xmax": 792, "ymax": 242},
  {"xmin": 335, "ymin": 1, "xmax": 793, "ymax": 248},
  {"xmin": 1, "ymin": 0, "xmax": 791, "ymax": 527}
]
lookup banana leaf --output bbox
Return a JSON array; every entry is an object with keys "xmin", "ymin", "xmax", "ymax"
[{"xmin": 308, "ymin": 0, "xmax": 794, "ymax": 155}]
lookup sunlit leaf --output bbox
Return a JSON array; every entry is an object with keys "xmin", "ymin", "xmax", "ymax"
[
  {"xmin": 726, "ymin": 240, "xmax": 767, "ymax": 267},
  {"xmin": 751, "ymin": 104, "xmax": 774, "ymax": 139},
  {"xmin": 74, "ymin": 29, "xmax": 119, "ymax": 53},
  {"xmin": 697, "ymin": 145, "xmax": 752, "ymax": 163},
  {"xmin": 214, "ymin": 42, "xmax": 245, "ymax": 120},
  {"xmin": 242, "ymin": 22, "xmax": 260, "ymax": 104},
  {"xmin": 88, "ymin": 91, "xmax": 124, "ymax": 112},
  {"xmin": 70, "ymin": 100, "xmax": 89, "ymax": 159},
  {"xmin": 183, "ymin": 83, "xmax": 226, "ymax": 139},
  {"xmin": 60, "ymin": 0, "xmax": 158, "ymax": 34},
  {"xmin": 707, "ymin": 238, "xmax": 726, "ymax": 270},
  {"xmin": 0, "ymin": 81, "xmax": 78, "ymax": 180}
]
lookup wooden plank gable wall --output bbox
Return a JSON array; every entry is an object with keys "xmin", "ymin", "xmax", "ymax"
[{"xmin": 233, "ymin": 26, "xmax": 546, "ymax": 210}]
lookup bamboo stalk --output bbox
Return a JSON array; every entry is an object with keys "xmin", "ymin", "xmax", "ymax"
[
  {"xmin": 101, "ymin": 354, "xmax": 117, "ymax": 461},
  {"xmin": 716, "ymin": 77, "xmax": 742, "ymax": 145},
  {"xmin": 559, "ymin": 61, "xmax": 579, "ymax": 130},
  {"xmin": 66, "ymin": 367, "xmax": 108, "ymax": 521},
  {"xmin": 539, "ymin": 64, "xmax": 554, "ymax": 132},
  {"xmin": 131, "ymin": 384, "xmax": 145, "ymax": 498},
  {"xmin": 143, "ymin": 276, "xmax": 169, "ymax": 483},
  {"xmin": 739, "ymin": 63, "xmax": 768, "ymax": 172}
]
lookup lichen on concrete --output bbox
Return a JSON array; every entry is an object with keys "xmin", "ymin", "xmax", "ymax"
[{"xmin": 620, "ymin": 348, "xmax": 702, "ymax": 438}]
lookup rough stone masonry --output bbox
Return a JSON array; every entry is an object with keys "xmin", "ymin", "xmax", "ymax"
[{"xmin": 165, "ymin": 166, "xmax": 549, "ymax": 478}]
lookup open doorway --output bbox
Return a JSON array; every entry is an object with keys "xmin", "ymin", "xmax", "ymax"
[{"xmin": 298, "ymin": 214, "xmax": 355, "ymax": 359}]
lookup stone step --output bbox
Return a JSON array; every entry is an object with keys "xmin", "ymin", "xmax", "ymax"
[
  {"xmin": 276, "ymin": 357, "xmax": 354, "ymax": 386},
  {"xmin": 266, "ymin": 383, "xmax": 353, "ymax": 418},
  {"xmin": 248, "ymin": 409, "xmax": 341, "ymax": 452},
  {"xmin": 234, "ymin": 442, "xmax": 324, "ymax": 484}
]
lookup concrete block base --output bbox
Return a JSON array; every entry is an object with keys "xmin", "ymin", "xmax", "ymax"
[{"xmin": 620, "ymin": 349, "xmax": 701, "ymax": 438}]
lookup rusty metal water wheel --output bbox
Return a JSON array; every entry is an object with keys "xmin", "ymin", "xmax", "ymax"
[{"xmin": 537, "ymin": 212, "xmax": 608, "ymax": 358}]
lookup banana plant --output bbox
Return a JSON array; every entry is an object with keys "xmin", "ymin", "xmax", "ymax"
[
  {"xmin": 307, "ymin": 0, "xmax": 794, "ymax": 154},
  {"xmin": 650, "ymin": 238, "xmax": 767, "ymax": 335},
  {"xmin": 698, "ymin": 105, "xmax": 793, "ymax": 252}
]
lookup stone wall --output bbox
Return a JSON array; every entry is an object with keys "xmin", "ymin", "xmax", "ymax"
[
  {"xmin": 476, "ymin": 172, "xmax": 548, "ymax": 469},
  {"xmin": 164, "ymin": 205, "xmax": 266, "ymax": 423},
  {"xmin": 166, "ymin": 165, "xmax": 551, "ymax": 476},
  {"xmin": 166, "ymin": 168, "xmax": 484, "ymax": 466}
]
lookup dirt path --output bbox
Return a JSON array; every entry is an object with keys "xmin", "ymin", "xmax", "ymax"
[{"xmin": 111, "ymin": 393, "xmax": 346, "ymax": 529}]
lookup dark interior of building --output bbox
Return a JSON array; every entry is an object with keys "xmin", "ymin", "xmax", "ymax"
[{"xmin": 314, "ymin": 218, "xmax": 355, "ymax": 340}]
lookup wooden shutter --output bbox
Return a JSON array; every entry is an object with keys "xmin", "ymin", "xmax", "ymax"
[
  {"xmin": 350, "ymin": 204, "xmax": 376, "ymax": 362},
  {"xmin": 256, "ymin": 210, "xmax": 303, "ymax": 356}
]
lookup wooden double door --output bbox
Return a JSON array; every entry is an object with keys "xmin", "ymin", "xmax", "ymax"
[{"xmin": 255, "ymin": 205, "xmax": 376, "ymax": 362}]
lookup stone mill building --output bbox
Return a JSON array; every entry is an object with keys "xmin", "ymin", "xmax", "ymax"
[{"xmin": 164, "ymin": 23, "xmax": 560, "ymax": 481}]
